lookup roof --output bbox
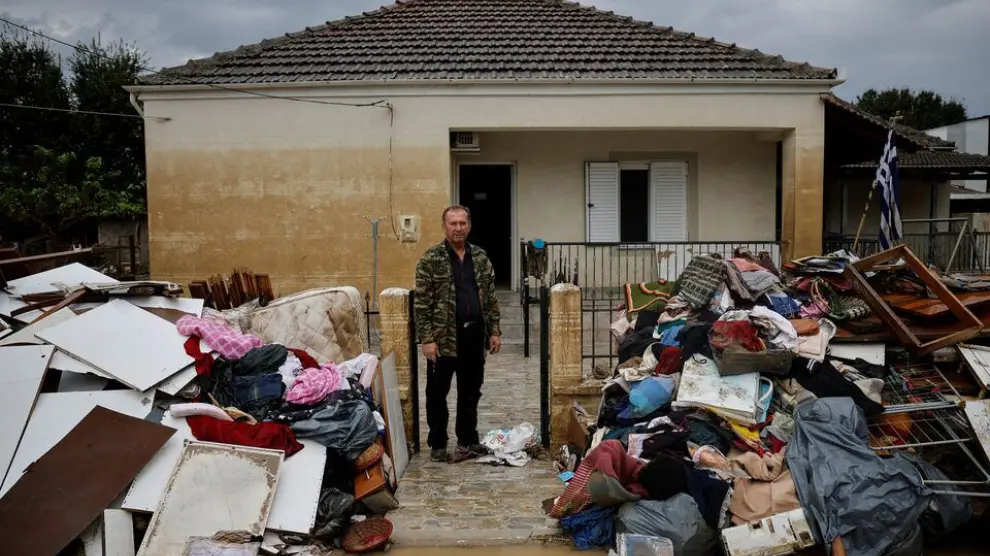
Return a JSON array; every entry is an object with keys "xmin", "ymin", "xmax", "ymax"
[
  {"xmin": 141, "ymin": 0, "xmax": 839, "ymax": 86},
  {"xmin": 822, "ymin": 94, "xmax": 955, "ymax": 151},
  {"xmin": 841, "ymin": 150, "xmax": 990, "ymax": 171}
]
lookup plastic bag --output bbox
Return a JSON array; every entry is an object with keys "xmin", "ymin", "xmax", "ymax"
[
  {"xmin": 617, "ymin": 494, "xmax": 718, "ymax": 556},
  {"xmin": 617, "ymin": 533, "xmax": 674, "ymax": 556},
  {"xmin": 475, "ymin": 422, "xmax": 537, "ymax": 466},
  {"xmin": 290, "ymin": 398, "xmax": 377, "ymax": 461}
]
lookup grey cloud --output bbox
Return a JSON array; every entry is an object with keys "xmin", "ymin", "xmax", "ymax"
[{"xmin": 3, "ymin": 0, "xmax": 988, "ymax": 115}]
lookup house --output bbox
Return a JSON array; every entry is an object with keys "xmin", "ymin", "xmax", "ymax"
[
  {"xmin": 128, "ymin": 0, "xmax": 846, "ymax": 294},
  {"xmin": 927, "ymin": 115, "xmax": 990, "ymax": 193},
  {"xmin": 818, "ymin": 100, "xmax": 990, "ymax": 267}
]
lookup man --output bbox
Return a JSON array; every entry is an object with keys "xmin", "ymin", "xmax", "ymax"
[{"xmin": 414, "ymin": 205, "xmax": 501, "ymax": 463}]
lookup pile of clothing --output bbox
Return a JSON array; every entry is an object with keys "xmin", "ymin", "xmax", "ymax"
[
  {"xmin": 555, "ymin": 249, "xmax": 970, "ymax": 555},
  {"xmin": 173, "ymin": 314, "xmax": 385, "ymax": 542}
]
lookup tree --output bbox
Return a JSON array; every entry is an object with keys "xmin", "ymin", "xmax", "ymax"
[
  {"xmin": 68, "ymin": 37, "xmax": 148, "ymax": 196},
  {"xmin": 0, "ymin": 30, "xmax": 147, "ymax": 243},
  {"xmin": 855, "ymin": 87, "xmax": 968, "ymax": 130},
  {"xmin": 0, "ymin": 146, "xmax": 144, "ymax": 238}
]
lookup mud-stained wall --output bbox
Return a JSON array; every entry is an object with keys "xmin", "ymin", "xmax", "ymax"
[{"xmin": 137, "ymin": 85, "xmax": 827, "ymax": 294}]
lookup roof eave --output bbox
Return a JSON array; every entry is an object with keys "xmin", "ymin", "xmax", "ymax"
[{"xmin": 126, "ymin": 75, "xmax": 844, "ymax": 94}]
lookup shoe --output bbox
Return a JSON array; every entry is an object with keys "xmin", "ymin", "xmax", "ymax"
[
  {"xmin": 463, "ymin": 443, "xmax": 489, "ymax": 456},
  {"xmin": 453, "ymin": 444, "xmax": 489, "ymax": 462},
  {"xmin": 430, "ymin": 448, "xmax": 448, "ymax": 463}
]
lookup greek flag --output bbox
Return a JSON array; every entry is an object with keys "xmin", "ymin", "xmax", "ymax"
[{"xmin": 876, "ymin": 130, "xmax": 903, "ymax": 250}]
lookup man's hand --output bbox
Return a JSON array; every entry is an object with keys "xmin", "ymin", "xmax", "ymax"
[
  {"xmin": 489, "ymin": 335, "xmax": 501, "ymax": 355},
  {"xmin": 422, "ymin": 343, "xmax": 438, "ymax": 362}
]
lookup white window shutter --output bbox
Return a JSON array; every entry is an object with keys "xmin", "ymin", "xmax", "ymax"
[
  {"xmin": 650, "ymin": 161, "xmax": 688, "ymax": 242},
  {"xmin": 586, "ymin": 162, "xmax": 620, "ymax": 243}
]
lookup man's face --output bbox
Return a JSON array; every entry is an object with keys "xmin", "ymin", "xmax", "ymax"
[{"xmin": 443, "ymin": 209, "xmax": 471, "ymax": 246}]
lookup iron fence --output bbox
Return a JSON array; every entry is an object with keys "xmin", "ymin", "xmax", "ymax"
[
  {"xmin": 823, "ymin": 232, "xmax": 990, "ymax": 273},
  {"xmin": 521, "ymin": 240, "xmax": 783, "ymax": 374}
]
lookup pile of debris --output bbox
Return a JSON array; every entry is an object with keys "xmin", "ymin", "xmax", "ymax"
[
  {"xmin": 0, "ymin": 262, "xmax": 406, "ymax": 555},
  {"xmin": 551, "ymin": 245, "xmax": 990, "ymax": 555}
]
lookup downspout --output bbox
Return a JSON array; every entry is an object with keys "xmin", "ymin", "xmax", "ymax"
[{"xmin": 129, "ymin": 91, "xmax": 144, "ymax": 118}]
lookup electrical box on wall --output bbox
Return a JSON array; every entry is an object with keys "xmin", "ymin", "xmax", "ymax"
[{"xmin": 400, "ymin": 215, "xmax": 420, "ymax": 243}]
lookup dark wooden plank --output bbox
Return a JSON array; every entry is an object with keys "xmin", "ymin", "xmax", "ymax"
[
  {"xmin": 883, "ymin": 291, "xmax": 990, "ymax": 319},
  {"xmin": 0, "ymin": 406, "xmax": 174, "ymax": 555}
]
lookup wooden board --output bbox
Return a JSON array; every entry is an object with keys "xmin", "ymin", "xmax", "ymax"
[
  {"xmin": 964, "ymin": 400, "xmax": 990, "ymax": 468},
  {"xmin": 847, "ymin": 245, "xmax": 983, "ymax": 355},
  {"xmin": 137, "ymin": 441, "xmax": 281, "ymax": 556},
  {"xmin": 0, "ymin": 307, "xmax": 75, "ymax": 346},
  {"xmin": 0, "ymin": 406, "xmax": 174, "ymax": 556},
  {"xmin": 36, "ymin": 299, "xmax": 193, "ymax": 391},
  {"xmin": 103, "ymin": 509, "xmax": 135, "ymax": 556},
  {"xmin": 1, "ymin": 389, "xmax": 153, "ymax": 496},
  {"xmin": 0, "ymin": 263, "xmax": 116, "ymax": 323},
  {"xmin": 829, "ymin": 343, "xmax": 885, "ymax": 366},
  {"xmin": 0, "ymin": 345, "xmax": 54, "ymax": 487},
  {"xmin": 883, "ymin": 291, "xmax": 990, "ymax": 320}
]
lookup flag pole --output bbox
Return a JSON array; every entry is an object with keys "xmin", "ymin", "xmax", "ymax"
[{"xmin": 851, "ymin": 112, "xmax": 903, "ymax": 252}]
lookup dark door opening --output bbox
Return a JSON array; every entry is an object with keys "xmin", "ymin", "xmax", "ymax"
[{"xmin": 458, "ymin": 164, "xmax": 512, "ymax": 288}]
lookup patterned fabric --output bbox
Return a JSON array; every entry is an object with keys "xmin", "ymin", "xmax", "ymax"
[
  {"xmin": 285, "ymin": 363, "xmax": 345, "ymax": 405},
  {"xmin": 414, "ymin": 242, "xmax": 501, "ymax": 358},
  {"xmin": 677, "ymin": 255, "xmax": 727, "ymax": 309},
  {"xmin": 624, "ymin": 280, "xmax": 675, "ymax": 313},
  {"xmin": 828, "ymin": 295, "xmax": 871, "ymax": 321},
  {"xmin": 176, "ymin": 315, "xmax": 264, "ymax": 359}
]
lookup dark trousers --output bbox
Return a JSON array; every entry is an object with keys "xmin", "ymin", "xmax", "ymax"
[{"xmin": 426, "ymin": 324, "xmax": 486, "ymax": 450}]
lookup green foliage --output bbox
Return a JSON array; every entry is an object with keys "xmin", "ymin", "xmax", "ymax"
[
  {"xmin": 855, "ymin": 87, "xmax": 968, "ymax": 130},
  {"xmin": 0, "ymin": 30, "xmax": 147, "ymax": 241}
]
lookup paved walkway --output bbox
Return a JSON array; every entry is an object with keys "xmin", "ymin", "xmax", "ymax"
[{"xmin": 388, "ymin": 352, "xmax": 564, "ymax": 546}]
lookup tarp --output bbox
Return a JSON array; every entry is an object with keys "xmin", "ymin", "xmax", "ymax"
[{"xmin": 785, "ymin": 398, "xmax": 931, "ymax": 556}]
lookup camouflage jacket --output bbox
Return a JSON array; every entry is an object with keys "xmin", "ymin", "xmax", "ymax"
[{"xmin": 414, "ymin": 241, "xmax": 501, "ymax": 357}]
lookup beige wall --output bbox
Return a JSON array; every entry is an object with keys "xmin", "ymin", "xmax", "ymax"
[
  {"xmin": 135, "ymin": 82, "xmax": 827, "ymax": 295},
  {"xmin": 460, "ymin": 130, "xmax": 778, "ymax": 244}
]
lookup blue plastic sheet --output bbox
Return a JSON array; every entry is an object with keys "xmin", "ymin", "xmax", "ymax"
[{"xmin": 560, "ymin": 505, "xmax": 617, "ymax": 550}]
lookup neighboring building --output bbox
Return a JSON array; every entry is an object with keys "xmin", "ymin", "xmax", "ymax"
[
  {"xmin": 128, "ymin": 0, "xmax": 841, "ymax": 294},
  {"xmin": 927, "ymin": 116, "xmax": 990, "ymax": 192}
]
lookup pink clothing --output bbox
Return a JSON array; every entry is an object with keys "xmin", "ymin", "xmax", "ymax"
[
  {"xmin": 176, "ymin": 315, "xmax": 264, "ymax": 360},
  {"xmin": 285, "ymin": 363, "xmax": 344, "ymax": 405},
  {"xmin": 729, "ymin": 258, "xmax": 766, "ymax": 273}
]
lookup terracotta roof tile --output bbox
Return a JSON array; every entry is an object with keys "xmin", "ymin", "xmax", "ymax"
[
  {"xmin": 841, "ymin": 150, "xmax": 990, "ymax": 171},
  {"xmin": 142, "ymin": 0, "xmax": 838, "ymax": 85}
]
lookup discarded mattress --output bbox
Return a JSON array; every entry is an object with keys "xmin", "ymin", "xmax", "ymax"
[{"xmin": 242, "ymin": 287, "xmax": 366, "ymax": 363}]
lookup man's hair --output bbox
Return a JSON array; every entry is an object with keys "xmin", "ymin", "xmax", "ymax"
[{"xmin": 442, "ymin": 204, "xmax": 471, "ymax": 224}]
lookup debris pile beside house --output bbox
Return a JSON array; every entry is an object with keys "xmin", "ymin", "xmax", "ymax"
[
  {"xmin": 0, "ymin": 262, "xmax": 406, "ymax": 555},
  {"xmin": 549, "ymin": 245, "xmax": 990, "ymax": 555}
]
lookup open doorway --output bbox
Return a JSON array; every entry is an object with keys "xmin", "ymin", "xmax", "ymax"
[{"xmin": 458, "ymin": 164, "xmax": 513, "ymax": 288}]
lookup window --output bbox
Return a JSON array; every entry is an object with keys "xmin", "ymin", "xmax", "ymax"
[{"xmin": 586, "ymin": 161, "xmax": 688, "ymax": 243}]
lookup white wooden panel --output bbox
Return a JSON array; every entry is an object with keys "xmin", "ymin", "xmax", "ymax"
[
  {"xmin": 36, "ymin": 299, "xmax": 193, "ymax": 391},
  {"xmin": 964, "ymin": 400, "xmax": 990, "ymax": 466},
  {"xmin": 103, "ymin": 510, "xmax": 135, "ymax": 556},
  {"xmin": 0, "ymin": 307, "xmax": 76, "ymax": 346},
  {"xmin": 586, "ymin": 162, "xmax": 620, "ymax": 243},
  {"xmin": 829, "ymin": 343, "xmax": 886, "ymax": 366},
  {"xmin": 959, "ymin": 344, "xmax": 990, "ymax": 391},
  {"xmin": 137, "ymin": 442, "xmax": 281, "ymax": 556},
  {"xmin": 650, "ymin": 161, "xmax": 688, "ymax": 242},
  {"xmin": 0, "ymin": 263, "xmax": 117, "ymax": 322},
  {"xmin": 124, "ymin": 413, "xmax": 324, "ymax": 534},
  {"xmin": 51, "ymin": 349, "xmax": 112, "ymax": 378},
  {"xmin": 123, "ymin": 296, "xmax": 204, "ymax": 316},
  {"xmin": 0, "ymin": 345, "xmax": 54, "ymax": 488},
  {"xmin": 0, "ymin": 389, "xmax": 152, "ymax": 496}
]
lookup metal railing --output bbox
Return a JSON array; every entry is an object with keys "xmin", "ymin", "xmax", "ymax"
[
  {"xmin": 823, "ymin": 232, "xmax": 990, "ymax": 273},
  {"xmin": 520, "ymin": 240, "xmax": 783, "ymax": 372}
]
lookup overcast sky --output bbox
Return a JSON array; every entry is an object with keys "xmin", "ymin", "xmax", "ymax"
[{"xmin": 3, "ymin": 0, "xmax": 988, "ymax": 117}]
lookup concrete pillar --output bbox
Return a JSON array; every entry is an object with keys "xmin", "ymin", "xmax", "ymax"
[
  {"xmin": 379, "ymin": 287, "xmax": 414, "ymax": 442},
  {"xmin": 549, "ymin": 283, "xmax": 582, "ymax": 449},
  {"xmin": 781, "ymin": 126, "xmax": 826, "ymax": 261}
]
